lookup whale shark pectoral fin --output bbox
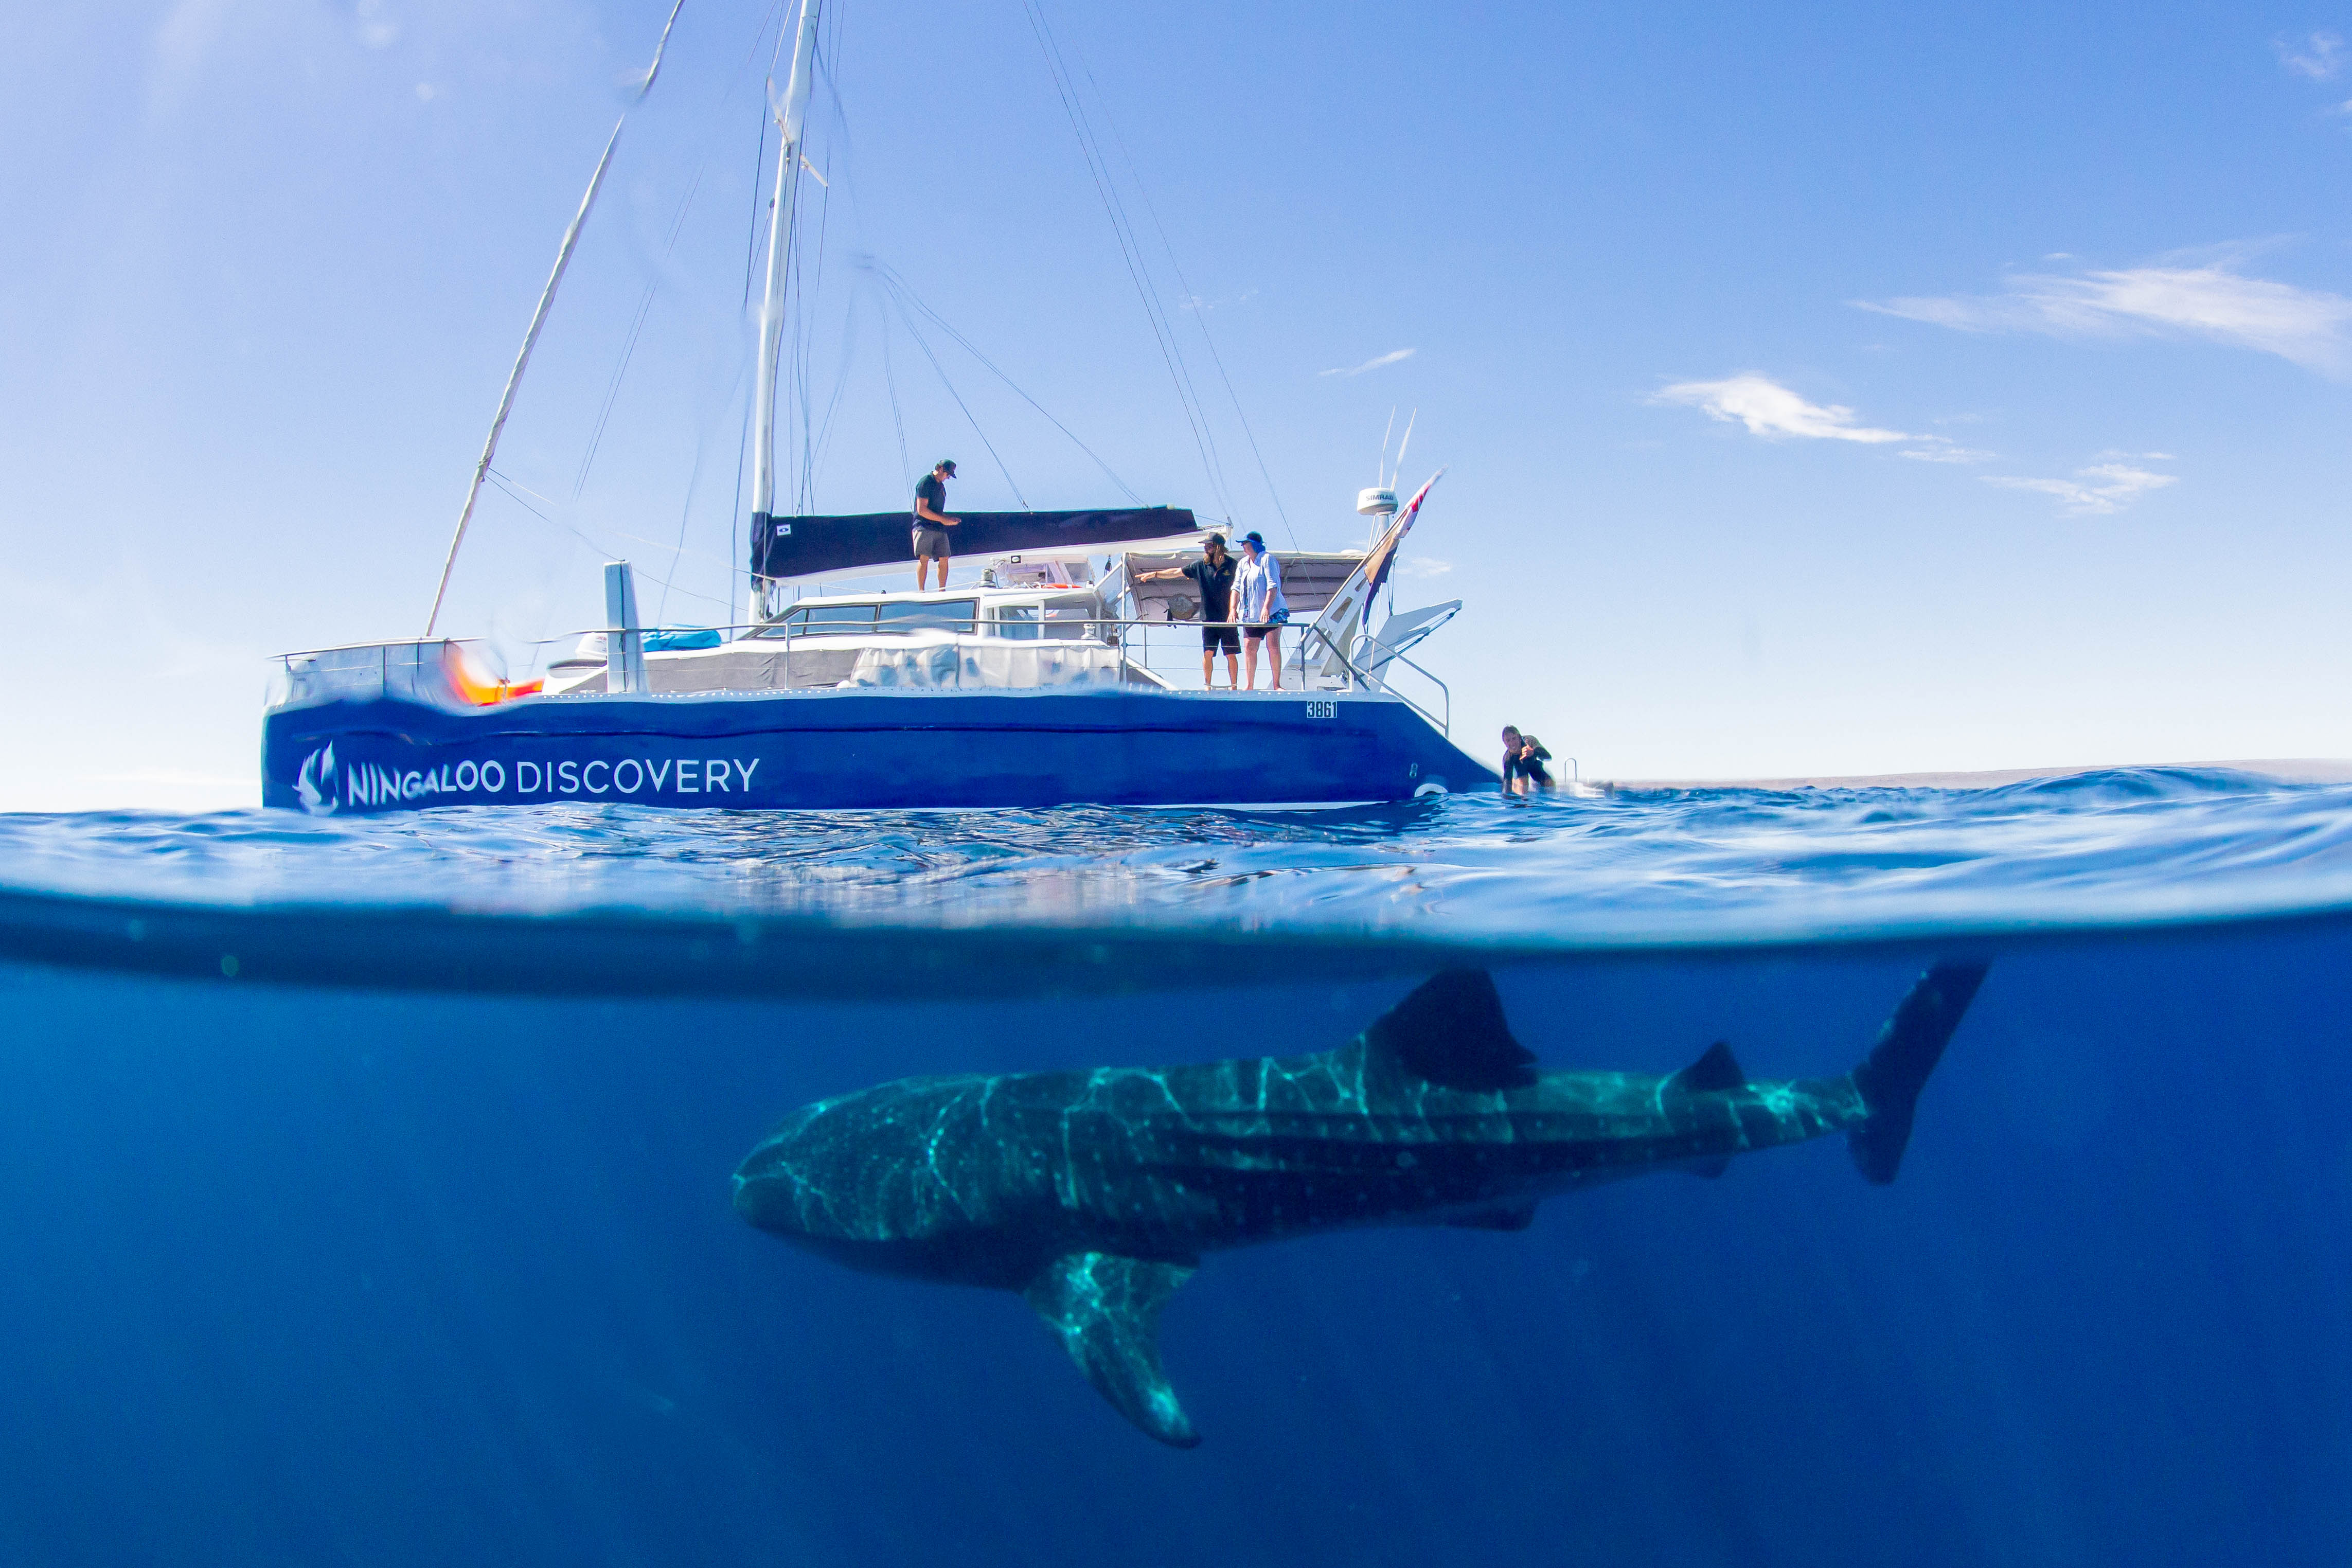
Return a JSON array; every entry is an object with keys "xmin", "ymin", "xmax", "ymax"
[
  {"xmin": 1664, "ymin": 1040, "xmax": 1746, "ymax": 1098},
  {"xmin": 1023, "ymin": 1252, "xmax": 1201, "ymax": 1448},
  {"xmin": 1365, "ymin": 969, "xmax": 1538, "ymax": 1092}
]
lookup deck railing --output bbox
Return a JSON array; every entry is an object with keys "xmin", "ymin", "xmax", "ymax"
[{"xmin": 270, "ymin": 615, "xmax": 1453, "ymax": 735}]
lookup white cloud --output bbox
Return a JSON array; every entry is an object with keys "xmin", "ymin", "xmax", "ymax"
[
  {"xmin": 1861, "ymin": 256, "xmax": 2352, "ymax": 374},
  {"xmin": 1984, "ymin": 460, "xmax": 2177, "ymax": 516},
  {"xmin": 1899, "ymin": 443, "xmax": 1993, "ymax": 464},
  {"xmin": 354, "ymin": 0, "xmax": 399, "ymax": 49},
  {"xmin": 1654, "ymin": 373, "xmax": 1910, "ymax": 443},
  {"xmin": 1320, "ymin": 348, "xmax": 1415, "ymax": 377},
  {"xmin": 2277, "ymin": 30, "xmax": 2344, "ymax": 80},
  {"xmin": 1398, "ymin": 557, "xmax": 1454, "ymax": 579}
]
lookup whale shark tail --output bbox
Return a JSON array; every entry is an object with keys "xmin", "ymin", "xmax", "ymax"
[{"xmin": 1847, "ymin": 961, "xmax": 1991, "ymax": 1185}]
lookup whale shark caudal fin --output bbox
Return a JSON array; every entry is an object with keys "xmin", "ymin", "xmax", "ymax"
[
  {"xmin": 1847, "ymin": 962, "xmax": 1991, "ymax": 1185},
  {"xmin": 1363, "ymin": 969, "xmax": 1538, "ymax": 1092},
  {"xmin": 1024, "ymin": 1252, "xmax": 1200, "ymax": 1448}
]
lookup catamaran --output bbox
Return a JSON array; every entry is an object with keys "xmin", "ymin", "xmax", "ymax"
[{"xmin": 260, "ymin": 0, "xmax": 1488, "ymax": 814}]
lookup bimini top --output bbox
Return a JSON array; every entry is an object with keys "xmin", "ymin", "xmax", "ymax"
[{"xmin": 753, "ymin": 506, "xmax": 1198, "ymax": 580}]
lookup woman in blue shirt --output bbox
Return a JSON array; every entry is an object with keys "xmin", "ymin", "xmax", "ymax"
[{"xmin": 1232, "ymin": 531, "xmax": 1290, "ymax": 691}]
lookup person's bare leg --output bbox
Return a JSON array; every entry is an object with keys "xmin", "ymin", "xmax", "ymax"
[
  {"xmin": 1242, "ymin": 637, "xmax": 1258, "ymax": 690},
  {"xmin": 1265, "ymin": 629, "xmax": 1282, "ymax": 689},
  {"xmin": 1223, "ymin": 651, "xmax": 1238, "ymax": 688},
  {"xmin": 1201, "ymin": 649, "xmax": 1214, "ymax": 688}
]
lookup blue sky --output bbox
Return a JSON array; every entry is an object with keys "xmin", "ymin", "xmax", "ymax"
[{"xmin": 5, "ymin": 1, "xmax": 2351, "ymax": 808}]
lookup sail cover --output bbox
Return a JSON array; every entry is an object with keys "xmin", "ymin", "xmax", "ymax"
[{"xmin": 752, "ymin": 507, "xmax": 1199, "ymax": 579}]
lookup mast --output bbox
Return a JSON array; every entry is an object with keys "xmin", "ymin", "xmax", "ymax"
[{"xmin": 747, "ymin": 0, "xmax": 825, "ymax": 624}]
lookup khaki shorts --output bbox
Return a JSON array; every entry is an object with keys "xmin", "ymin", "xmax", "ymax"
[{"xmin": 913, "ymin": 525, "xmax": 951, "ymax": 560}]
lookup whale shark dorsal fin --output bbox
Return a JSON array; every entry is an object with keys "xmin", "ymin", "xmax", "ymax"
[
  {"xmin": 1665, "ymin": 1040, "xmax": 1745, "ymax": 1099},
  {"xmin": 1023, "ymin": 1252, "xmax": 1201, "ymax": 1448},
  {"xmin": 1364, "ymin": 970, "xmax": 1537, "ymax": 1092}
]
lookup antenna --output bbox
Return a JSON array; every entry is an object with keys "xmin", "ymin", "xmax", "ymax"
[
  {"xmin": 1391, "ymin": 408, "xmax": 1417, "ymax": 490},
  {"xmin": 1357, "ymin": 407, "xmax": 1401, "ymax": 541}
]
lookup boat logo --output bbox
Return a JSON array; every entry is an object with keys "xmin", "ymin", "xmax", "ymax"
[{"xmin": 295, "ymin": 744, "xmax": 340, "ymax": 816}]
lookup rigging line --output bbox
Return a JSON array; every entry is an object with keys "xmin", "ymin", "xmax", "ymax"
[
  {"xmin": 808, "ymin": 288, "xmax": 860, "ymax": 490},
  {"xmin": 867, "ymin": 260, "xmax": 1142, "ymax": 505},
  {"xmin": 876, "ymin": 285, "xmax": 912, "ymax": 492},
  {"xmin": 574, "ymin": 156, "xmax": 715, "ymax": 501},
  {"xmin": 581, "ymin": 0, "xmax": 800, "ymax": 505},
  {"xmin": 480, "ymin": 472, "xmax": 736, "ymax": 611},
  {"xmin": 654, "ymin": 378, "xmax": 725, "ymax": 625},
  {"xmin": 1020, "ymin": 0, "xmax": 1231, "ymax": 520},
  {"xmin": 1035, "ymin": 5, "xmax": 1240, "ymax": 521},
  {"xmin": 883, "ymin": 289, "xmax": 1029, "ymax": 509},
  {"xmin": 791, "ymin": 138, "xmax": 836, "ymax": 514},
  {"xmin": 422, "ymin": 0, "xmax": 687, "ymax": 638},
  {"xmin": 1077, "ymin": 55, "xmax": 1297, "ymax": 550},
  {"xmin": 740, "ymin": 104, "xmax": 770, "ymax": 309},
  {"xmin": 485, "ymin": 467, "xmax": 737, "ymax": 572}
]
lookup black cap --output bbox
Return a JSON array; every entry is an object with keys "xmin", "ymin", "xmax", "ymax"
[
  {"xmin": 937, "ymin": 459, "xmax": 957, "ymax": 476},
  {"xmin": 1204, "ymin": 533, "xmax": 1226, "ymax": 548}
]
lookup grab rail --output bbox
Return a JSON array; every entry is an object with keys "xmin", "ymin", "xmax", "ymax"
[{"xmin": 271, "ymin": 616, "xmax": 1454, "ymax": 730}]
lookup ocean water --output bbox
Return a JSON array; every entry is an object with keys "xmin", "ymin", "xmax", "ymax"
[{"xmin": 2, "ymin": 769, "xmax": 2348, "ymax": 1565}]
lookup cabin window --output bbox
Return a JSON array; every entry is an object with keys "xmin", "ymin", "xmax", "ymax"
[
  {"xmin": 1041, "ymin": 596, "xmax": 1098, "ymax": 640},
  {"xmin": 994, "ymin": 605, "xmax": 1041, "ymax": 641},
  {"xmin": 762, "ymin": 603, "xmax": 876, "ymax": 637},
  {"xmin": 877, "ymin": 599, "xmax": 976, "ymax": 634}
]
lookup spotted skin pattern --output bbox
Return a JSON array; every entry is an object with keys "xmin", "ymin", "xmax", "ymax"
[{"xmin": 733, "ymin": 964, "xmax": 1988, "ymax": 1446}]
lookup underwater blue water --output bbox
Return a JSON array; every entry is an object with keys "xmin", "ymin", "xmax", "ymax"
[{"xmin": 1, "ymin": 769, "xmax": 2348, "ymax": 1565}]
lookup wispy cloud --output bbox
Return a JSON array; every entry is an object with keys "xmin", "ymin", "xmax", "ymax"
[
  {"xmin": 2277, "ymin": 30, "xmax": 2344, "ymax": 80},
  {"xmin": 1654, "ymin": 373, "xmax": 1910, "ymax": 443},
  {"xmin": 1320, "ymin": 348, "xmax": 1415, "ymax": 377},
  {"xmin": 1398, "ymin": 557, "xmax": 1454, "ymax": 579},
  {"xmin": 1860, "ymin": 254, "xmax": 2352, "ymax": 374},
  {"xmin": 354, "ymin": 0, "xmax": 400, "ymax": 49},
  {"xmin": 1899, "ymin": 443, "xmax": 1993, "ymax": 464},
  {"xmin": 1984, "ymin": 458, "xmax": 2177, "ymax": 516}
]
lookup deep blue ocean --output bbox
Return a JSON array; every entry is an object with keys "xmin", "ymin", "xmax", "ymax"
[{"xmin": 2, "ymin": 769, "xmax": 2348, "ymax": 1565}]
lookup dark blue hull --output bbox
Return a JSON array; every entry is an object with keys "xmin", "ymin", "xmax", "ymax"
[{"xmin": 261, "ymin": 689, "xmax": 1492, "ymax": 813}]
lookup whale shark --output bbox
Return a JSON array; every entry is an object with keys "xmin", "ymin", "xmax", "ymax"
[{"xmin": 733, "ymin": 961, "xmax": 1989, "ymax": 1446}]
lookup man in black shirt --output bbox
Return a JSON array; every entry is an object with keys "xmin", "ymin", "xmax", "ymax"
[
  {"xmin": 1139, "ymin": 534, "xmax": 1240, "ymax": 688},
  {"xmin": 912, "ymin": 458, "xmax": 959, "ymax": 591}
]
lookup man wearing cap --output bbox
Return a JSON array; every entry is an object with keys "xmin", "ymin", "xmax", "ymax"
[
  {"xmin": 1137, "ymin": 534, "xmax": 1240, "ymax": 689},
  {"xmin": 912, "ymin": 459, "xmax": 959, "ymax": 591}
]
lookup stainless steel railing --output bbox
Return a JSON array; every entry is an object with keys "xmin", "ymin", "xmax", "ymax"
[{"xmin": 270, "ymin": 616, "xmax": 1454, "ymax": 733}]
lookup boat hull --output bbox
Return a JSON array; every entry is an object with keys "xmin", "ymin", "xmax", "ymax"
[{"xmin": 261, "ymin": 688, "xmax": 1492, "ymax": 814}]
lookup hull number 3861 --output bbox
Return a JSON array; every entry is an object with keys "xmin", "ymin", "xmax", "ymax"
[{"xmin": 1304, "ymin": 700, "xmax": 1337, "ymax": 719}]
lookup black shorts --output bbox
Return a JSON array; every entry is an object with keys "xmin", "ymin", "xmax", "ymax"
[
  {"xmin": 1243, "ymin": 622, "xmax": 1281, "ymax": 642},
  {"xmin": 912, "ymin": 525, "xmax": 951, "ymax": 560},
  {"xmin": 1201, "ymin": 625, "xmax": 1239, "ymax": 655}
]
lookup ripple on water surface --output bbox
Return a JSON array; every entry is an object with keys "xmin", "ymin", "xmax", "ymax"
[{"xmin": 3, "ymin": 767, "xmax": 2351, "ymax": 951}]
